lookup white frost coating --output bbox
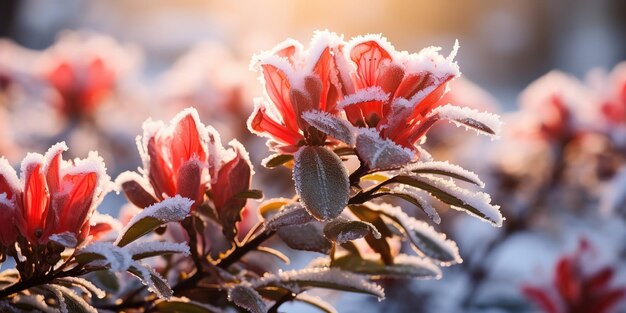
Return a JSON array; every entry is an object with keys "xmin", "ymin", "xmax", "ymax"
[
  {"xmin": 43, "ymin": 284, "xmax": 67, "ymax": 313},
  {"xmin": 394, "ymin": 254, "xmax": 443, "ymax": 279},
  {"xmin": 90, "ymin": 212, "xmax": 123, "ymax": 232},
  {"xmin": 247, "ymin": 98, "xmax": 289, "ymax": 142},
  {"xmin": 124, "ymin": 241, "xmax": 190, "ymax": 258},
  {"xmin": 0, "ymin": 193, "xmax": 14, "ymax": 207},
  {"xmin": 391, "ymin": 185, "xmax": 441, "ymax": 224},
  {"xmin": 355, "ymin": 128, "xmax": 414, "ymax": 169},
  {"xmin": 338, "ymin": 86, "xmax": 389, "ymax": 109},
  {"xmin": 225, "ymin": 139, "xmax": 255, "ymax": 177},
  {"xmin": 305, "ymin": 30, "xmax": 344, "ymax": 73},
  {"xmin": 42, "ymin": 141, "xmax": 68, "ymax": 174},
  {"xmin": 250, "ymin": 53, "xmax": 300, "ymax": 88},
  {"xmin": 400, "ymin": 43, "xmax": 460, "ymax": 80},
  {"xmin": 114, "ymin": 171, "xmax": 154, "ymax": 195},
  {"xmin": 410, "ymin": 175, "xmax": 502, "ymax": 227},
  {"xmin": 403, "ymin": 160, "xmax": 485, "ymax": 188},
  {"xmin": 116, "ymin": 195, "xmax": 193, "ymax": 245},
  {"xmin": 47, "ymin": 284, "xmax": 98, "ymax": 313},
  {"xmin": 383, "ymin": 98, "xmax": 414, "ymax": 131},
  {"xmin": 227, "ymin": 285, "xmax": 267, "ymax": 313},
  {"xmin": 79, "ymin": 242, "xmax": 132, "ymax": 272},
  {"xmin": 0, "ymin": 157, "xmax": 19, "ymax": 192},
  {"xmin": 265, "ymin": 203, "xmax": 313, "ymax": 230},
  {"xmin": 371, "ymin": 203, "xmax": 460, "ymax": 265},
  {"xmin": 249, "ymin": 38, "xmax": 302, "ymax": 72},
  {"xmin": 56, "ymin": 277, "xmax": 106, "ymax": 299},
  {"xmin": 252, "ymin": 268, "xmax": 385, "ymax": 300},
  {"xmin": 19, "ymin": 152, "xmax": 45, "ymax": 184},
  {"xmin": 302, "ymin": 110, "xmax": 356, "ymax": 145},
  {"xmin": 49, "ymin": 232, "xmax": 78, "ymax": 248},
  {"xmin": 129, "ymin": 260, "xmax": 172, "ymax": 299},
  {"xmin": 433, "ymin": 104, "xmax": 502, "ymax": 138}
]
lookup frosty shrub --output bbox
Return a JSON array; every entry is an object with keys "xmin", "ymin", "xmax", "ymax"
[{"xmin": 0, "ymin": 31, "xmax": 502, "ymax": 312}]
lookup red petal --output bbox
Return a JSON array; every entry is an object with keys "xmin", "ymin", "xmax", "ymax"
[
  {"xmin": 261, "ymin": 64, "xmax": 299, "ymax": 132},
  {"xmin": 350, "ymin": 40, "xmax": 392, "ymax": 88},
  {"xmin": 0, "ymin": 201, "xmax": 16, "ymax": 247},
  {"xmin": 249, "ymin": 105, "xmax": 302, "ymax": 145},
  {"xmin": 586, "ymin": 267, "xmax": 615, "ymax": 294},
  {"xmin": 170, "ymin": 114, "xmax": 207, "ymax": 173},
  {"xmin": 176, "ymin": 159, "xmax": 204, "ymax": 211},
  {"xmin": 21, "ymin": 163, "xmax": 49, "ymax": 243},
  {"xmin": 80, "ymin": 57, "xmax": 114, "ymax": 112},
  {"xmin": 379, "ymin": 64, "xmax": 405, "ymax": 97},
  {"xmin": 555, "ymin": 257, "xmax": 581, "ymax": 302},
  {"xmin": 522, "ymin": 285, "xmax": 560, "ymax": 313},
  {"xmin": 52, "ymin": 172, "xmax": 97, "ymax": 236},
  {"xmin": 591, "ymin": 288, "xmax": 626, "ymax": 313},
  {"xmin": 147, "ymin": 137, "xmax": 176, "ymax": 198},
  {"xmin": 88, "ymin": 221, "xmax": 113, "ymax": 241},
  {"xmin": 211, "ymin": 147, "xmax": 251, "ymax": 212}
]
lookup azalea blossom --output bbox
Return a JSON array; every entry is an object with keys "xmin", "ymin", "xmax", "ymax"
[
  {"xmin": 117, "ymin": 108, "xmax": 253, "ymax": 216},
  {"xmin": 247, "ymin": 31, "xmax": 347, "ymax": 153},
  {"xmin": 0, "ymin": 142, "xmax": 110, "ymax": 246},
  {"xmin": 38, "ymin": 31, "xmax": 140, "ymax": 118},
  {"xmin": 337, "ymin": 35, "xmax": 460, "ymax": 149},
  {"xmin": 522, "ymin": 240, "xmax": 626, "ymax": 313}
]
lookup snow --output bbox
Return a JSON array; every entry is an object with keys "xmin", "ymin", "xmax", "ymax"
[
  {"xmin": 125, "ymin": 241, "xmax": 190, "ymax": 258},
  {"xmin": 370, "ymin": 202, "xmax": 461, "ymax": 265},
  {"xmin": 403, "ymin": 160, "xmax": 485, "ymax": 188},
  {"xmin": 64, "ymin": 151, "xmax": 112, "ymax": 194},
  {"xmin": 344, "ymin": 33, "xmax": 396, "ymax": 62},
  {"xmin": 117, "ymin": 195, "xmax": 192, "ymax": 243},
  {"xmin": 252, "ymin": 268, "xmax": 385, "ymax": 300},
  {"xmin": 78, "ymin": 242, "xmax": 132, "ymax": 272},
  {"xmin": 114, "ymin": 171, "xmax": 154, "ymax": 195},
  {"xmin": 0, "ymin": 157, "xmax": 19, "ymax": 193},
  {"xmin": 305, "ymin": 30, "xmax": 344, "ymax": 73},
  {"xmin": 337, "ymin": 86, "xmax": 389, "ymax": 109},
  {"xmin": 433, "ymin": 104, "xmax": 502, "ymax": 138},
  {"xmin": 400, "ymin": 43, "xmax": 461, "ymax": 79},
  {"xmin": 302, "ymin": 110, "xmax": 356, "ymax": 145},
  {"xmin": 19, "ymin": 152, "xmax": 45, "ymax": 184},
  {"xmin": 355, "ymin": 128, "xmax": 414, "ymax": 169},
  {"xmin": 42, "ymin": 141, "xmax": 68, "ymax": 174}
]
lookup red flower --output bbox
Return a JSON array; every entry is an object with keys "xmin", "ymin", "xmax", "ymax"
[
  {"xmin": 247, "ymin": 31, "xmax": 347, "ymax": 153},
  {"xmin": 39, "ymin": 32, "xmax": 139, "ymax": 118},
  {"xmin": 522, "ymin": 239, "xmax": 626, "ymax": 313},
  {"xmin": 337, "ymin": 35, "xmax": 460, "ymax": 148},
  {"xmin": 0, "ymin": 142, "xmax": 110, "ymax": 246},
  {"xmin": 118, "ymin": 107, "xmax": 253, "ymax": 214},
  {"xmin": 597, "ymin": 62, "xmax": 626, "ymax": 125}
]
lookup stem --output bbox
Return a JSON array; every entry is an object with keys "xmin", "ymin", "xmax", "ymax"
[
  {"xmin": 0, "ymin": 265, "xmax": 86, "ymax": 299},
  {"xmin": 217, "ymin": 230, "xmax": 276, "ymax": 269},
  {"xmin": 268, "ymin": 291, "xmax": 296, "ymax": 313}
]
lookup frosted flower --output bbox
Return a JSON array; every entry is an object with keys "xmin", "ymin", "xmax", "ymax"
[
  {"xmin": 338, "ymin": 34, "xmax": 460, "ymax": 149},
  {"xmin": 38, "ymin": 31, "xmax": 140, "ymax": 119},
  {"xmin": 522, "ymin": 239, "xmax": 626, "ymax": 313},
  {"xmin": 596, "ymin": 62, "xmax": 626, "ymax": 126},
  {"xmin": 0, "ymin": 142, "xmax": 110, "ymax": 245},
  {"xmin": 117, "ymin": 107, "xmax": 253, "ymax": 213},
  {"xmin": 248, "ymin": 31, "xmax": 347, "ymax": 153}
]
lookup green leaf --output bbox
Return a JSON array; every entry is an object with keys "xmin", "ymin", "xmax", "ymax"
[
  {"xmin": 323, "ymin": 218, "xmax": 380, "ymax": 244},
  {"xmin": 293, "ymin": 146, "xmax": 349, "ymax": 221},
  {"xmin": 115, "ymin": 196, "xmax": 192, "ymax": 247},
  {"xmin": 262, "ymin": 154, "xmax": 294, "ymax": 168},
  {"xmin": 228, "ymin": 285, "xmax": 267, "ymax": 313}
]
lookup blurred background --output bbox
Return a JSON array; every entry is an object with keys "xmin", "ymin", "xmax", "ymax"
[{"xmin": 1, "ymin": 1, "xmax": 626, "ymax": 312}]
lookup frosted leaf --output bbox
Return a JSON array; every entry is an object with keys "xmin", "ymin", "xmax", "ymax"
[
  {"xmin": 294, "ymin": 293, "xmax": 337, "ymax": 313},
  {"xmin": 77, "ymin": 242, "xmax": 132, "ymax": 272},
  {"xmin": 8, "ymin": 294, "xmax": 49, "ymax": 312},
  {"xmin": 265, "ymin": 202, "xmax": 314, "ymax": 230},
  {"xmin": 127, "ymin": 260, "xmax": 172, "ymax": 299},
  {"xmin": 302, "ymin": 110, "xmax": 355, "ymax": 145},
  {"xmin": 389, "ymin": 175, "xmax": 503, "ymax": 227},
  {"xmin": 369, "ymin": 202, "xmax": 461, "ymax": 265},
  {"xmin": 293, "ymin": 146, "xmax": 349, "ymax": 221},
  {"xmin": 433, "ymin": 104, "xmax": 502, "ymax": 138},
  {"xmin": 227, "ymin": 285, "xmax": 267, "ymax": 313},
  {"xmin": 125, "ymin": 241, "xmax": 190, "ymax": 260},
  {"xmin": 386, "ymin": 186, "xmax": 441, "ymax": 224},
  {"xmin": 338, "ymin": 86, "xmax": 389, "ymax": 109},
  {"xmin": 277, "ymin": 221, "xmax": 332, "ymax": 254},
  {"xmin": 55, "ymin": 277, "xmax": 106, "ymax": 299},
  {"xmin": 0, "ymin": 301, "xmax": 19, "ymax": 313},
  {"xmin": 45, "ymin": 284, "xmax": 98, "ymax": 313},
  {"xmin": 315, "ymin": 253, "xmax": 442, "ymax": 279},
  {"xmin": 355, "ymin": 128, "xmax": 414, "ymax": 170},
  {"xmin": 252, "ymin": 268, "xmax": 385, "ymax": 300},
  {"xmin": 402, "ymin": 160, "xmax": 485, "ymax": 188},
  {"xmin": 323, "ymin": 217, "xmax": 381, "ymax": 244},
  {"xmin": 49, "ymin": 232, "xmax": 78, "ymax": 248},
  {"xmin": 115, "ymin": 196, "xmax": 193, "ymax": 246}
]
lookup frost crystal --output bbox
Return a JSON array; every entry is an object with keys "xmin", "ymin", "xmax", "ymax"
[
  {"xmin": 355, "ymin": 128, "xmax": 414, "ymax": 169},
  {"xmin": 125, "ymin": 241, "xmax": 190, "ymax": 258},
  {"xmin": 79, "ymin": 242, "xmax": 132, "ymax": 272},
  {"xmin": 117, "ymin": 195, "xmax": 192, "ymax": 241},
  {"xmin": 265, "ymin": 203, "xmax": 314, "ymax": 230},
  {"xmin": 403, "ymin": 160, "xmax": 485, "ymax": 188},
  {"xmin": 338, "ymin": 86, "xmax": 389, "ymax": 109},
  {"xmin": 56, "ymin": 277, "xmax": 106, "ymax": 299},
  {"xmin": 433, "ymin": 104, "xmax": 502, "ymax": 138}
]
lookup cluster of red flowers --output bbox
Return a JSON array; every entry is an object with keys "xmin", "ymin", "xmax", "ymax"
[{"xmin": 248, "ymin": 31, "xmax": 462, "ymax": 161}]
